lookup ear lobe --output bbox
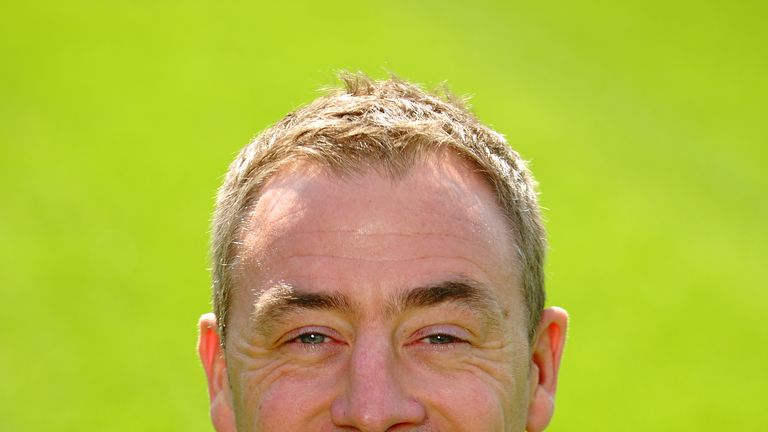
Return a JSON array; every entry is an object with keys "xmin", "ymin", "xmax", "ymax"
[
  {"xmin": 198, "ymin": 313, "xmax": 236, "ymax": 432},
  {"xmin": 526, "ymin": 307, "xmax": 568, "ymax": 432}
]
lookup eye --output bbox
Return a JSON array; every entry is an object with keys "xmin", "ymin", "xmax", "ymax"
[
  {"xmin": 293, "ymin": 332, "xmax": 330, "ymax": 344},
  {"xmin": 278, "ymin": 326, "xmax": 346, "ymax": 357},
  {"xmin": 420, "ymin": 333, "xmax": 465, "ymax": 345}
]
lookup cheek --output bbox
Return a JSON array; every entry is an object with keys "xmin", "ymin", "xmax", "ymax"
[
  {"xmin": 429, "ymin": 379, "xmax": 508, "ymax": 428},
  {"xmin": 243, "ymin": 365, "xmax": 342, "ymax": 431},
  {"xmin": 410, "ymin": 361, "xmax": 530, "ymax": 430}
]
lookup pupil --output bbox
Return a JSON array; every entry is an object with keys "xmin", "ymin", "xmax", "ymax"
[
  {"xmin": 300, "ymin": 333, "xmax": 324, "ymax": 344},
  {"xmin": 430, "ymin": 334, "xmax": 453, "ymax": 344}
]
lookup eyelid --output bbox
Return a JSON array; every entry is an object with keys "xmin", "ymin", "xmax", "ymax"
[
  {"xmin": 280, "ymin": 326, "xmax": 342, "ymax": 345},
  {"xmin": 410, "ymin": 325, "xmax": 471, "ymax": 344}
]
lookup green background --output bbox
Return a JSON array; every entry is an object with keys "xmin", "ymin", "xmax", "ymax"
[{"xmin": 1, "ymin": 1, "xmax": 765, "ymax": 430}]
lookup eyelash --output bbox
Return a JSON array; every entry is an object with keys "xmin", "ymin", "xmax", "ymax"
[
  {"xmin": 282, "ymin": 327, "xmax": 470, "ymax": 348},
  {"xmin": 419, "ymin": 333, "xmax": 466, "ymax": 345},
  {"xmin": 284, "ymin": 327, "xmax": 341, "ymax": 348},
  {"xmin": 290, "ymin": 331, "xmax": 333, "ymax": 345}
]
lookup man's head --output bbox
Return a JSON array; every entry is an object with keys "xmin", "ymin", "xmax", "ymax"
[{"xmin": 198, "ymin": 73, "xmax": 567, "ymax": 431}]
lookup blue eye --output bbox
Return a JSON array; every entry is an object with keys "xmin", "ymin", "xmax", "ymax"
[
  {"xmin": 296, "ymin": 332, "xmax": 328, "ymax": 344},
  {"xmin": 423, "ymin": 334, "xmax": 460, "ymax": 344}
]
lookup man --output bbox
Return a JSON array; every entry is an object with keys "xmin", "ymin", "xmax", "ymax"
[{"xmin": 198, "ymin": 73, "xmax": 568, "ymax": 431}]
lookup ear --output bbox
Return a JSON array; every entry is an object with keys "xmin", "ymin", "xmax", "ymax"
[
  {"xmin": 526, "ymin": 307, "xmax": 568, "ymax": 432},
  {"xmin": 198, "ymin": 313, "xmax": 237, "ymax": 432}
]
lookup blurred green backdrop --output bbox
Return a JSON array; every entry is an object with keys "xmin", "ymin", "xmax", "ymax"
[{"xmin": 1, "ymin": 1, "xmax": 766, "ymax": 430}]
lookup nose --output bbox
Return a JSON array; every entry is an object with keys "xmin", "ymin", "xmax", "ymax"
[{"xmin": 330, "ymin": 336, "xmax": 426, "ymax": 431}]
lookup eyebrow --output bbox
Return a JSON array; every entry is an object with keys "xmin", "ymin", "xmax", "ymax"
[
  {"xmin": 390, "ymin": 279, "xmax": 505, "ymax": 331},
  {"xmin": 251, "ymin": 283, "xmax": 355, "ymax": 335},
  {"xmin": 250, "ymin": 278, "xmax": 505, "ymax": 336}
]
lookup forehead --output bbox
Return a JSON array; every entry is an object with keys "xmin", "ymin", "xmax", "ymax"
[{"xmin": 235, "ymin": 152, "xmax": 521, "ymax": 309}]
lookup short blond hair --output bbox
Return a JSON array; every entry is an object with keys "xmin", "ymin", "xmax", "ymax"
[{"xmin": 211, "ymin": 73, "xmax": 546, "ymax": 344}]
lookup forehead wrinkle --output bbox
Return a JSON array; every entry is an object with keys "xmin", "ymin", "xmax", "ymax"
[
  {"xmin": 259, "ymin": 231, "xmax": 489, "ymax": 267},
  {"xmin": 269, "ymin": 228, "xmax": 477, "ymax": 242},
  {"xmin": 272, "ymin": 254, "xmax": 493, "ymax": 265}
]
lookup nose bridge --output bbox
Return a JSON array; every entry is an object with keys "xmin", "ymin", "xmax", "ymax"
[
  {"xmin": 331, "ymin": 329, "xmax": 426, "ymax": 430},
  {"xmin": 349, "ymin": 332, "xmax": 396, "ymax": 395}
]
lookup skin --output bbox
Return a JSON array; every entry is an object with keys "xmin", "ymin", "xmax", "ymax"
[{"xmin": 199, "ymin": 152, "xmax": 568, "ymax": 431}]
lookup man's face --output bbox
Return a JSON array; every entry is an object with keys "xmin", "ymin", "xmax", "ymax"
[{"xmin": 199, "ymin": 152, "xmax": 565, "ymax": 431}]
